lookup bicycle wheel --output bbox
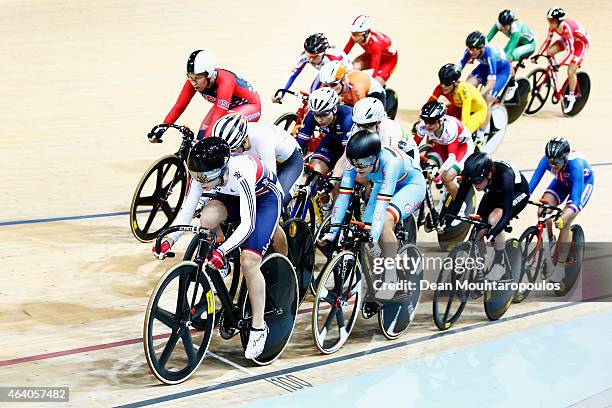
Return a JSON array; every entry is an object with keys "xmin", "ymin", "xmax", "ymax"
[
  {"xmin": 525, "ymin": 68, "xmax": 552, "ymax": 115},
  {"xmin": 563, "ymin": 72, "xmax": 591, "ymax": 117},
  {"xmin": 484, "ymin": 239, "xmax": 521, "ymax": 321},
  {"xmin": 480, "ymin": 104, "xmax": 507, "ymax": 155},
  {"xmin": 504, "ymin": 78, "xmax": 531, "ymax": 123},
  {"xmin": 144, "ymin": 262, "xmax": 215, "ymax": 384},
  {"xmin": 513, "ymin": 226, "xmax": 543, "ymax": 303},
  {"xmin": 274, "ymin": 112, "xmax": 299, "ymax": 134},
  {"xmin": 282, "ymin": 218, "xmax": 315, "ymax": 305},
  {"xmin": 555, "ymin": 224, "xmax": 585, "ymax": 296},
  {"xmin": 385, "ymin": 88, "xmax": 399, "ymax": 120},
  {"xmin": 437, "ymin": 188, "xmax": 476, "ymax": 251},
  {"xmin": 240, "ymin": 253, "xmax": 298, "ymax": 365},
  {"xmin": 378, "ymin": 244, "xmax": 423, "ymax": 339},
  {"xmin": 312, "ymin": 250, "xmax": 363, "ymax": 354},
  {"xmin": 130, "ymin": 154, "xmax": 188, "ymax": 242},
  {"xmin": 432, "ymin": 242, "xmax": 473, "ymax": 330}
]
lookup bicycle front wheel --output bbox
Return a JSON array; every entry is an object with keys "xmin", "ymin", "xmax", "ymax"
[
  {"xmin": 513, "ymin": 226, "xmax": 543, "ymax": 303},
  {"xmin": 525, "ymin": 68, "xmax": 551, "ymax": 115}
]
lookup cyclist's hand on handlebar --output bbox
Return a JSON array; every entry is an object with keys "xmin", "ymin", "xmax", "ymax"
[
  {"xmin": 152, "ymin": 239, "xmax": 174, "ymax": 260},
  {"xmin": 316, "ymin": 231, "xmax": 337, "ymax": 247},
  {"xmin": 271, "ymin": 95, "xmax": 283, "ymax": 104},
  {"xmin": 364, "ymin": 242, "xmax": 382, "ymax": 258},
  {"xmin": 148, "ymin": 127, "xmax": 166, "ymax": 143},
  {"xmin": 483, "ymin": 234, "xmax": 494, "ymax": 244},
  {"xmin": 207, "ymin": 249, "xmax": 226, "ymax": 269}
]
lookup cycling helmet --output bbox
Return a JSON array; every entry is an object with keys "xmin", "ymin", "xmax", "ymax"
[
  {"xmin": 545, "ymin": 137, "xmax": 570, "ymax": 164},
  {"xmin": 187, "ymin": 137, "xmax": 230, "ymax": 182},
  {"xmin": 547, "ymin": 7, "xmax": 566, "ymax": 21},
  {"xmin": 462, "ymin": 152, "xmax": 493, "ymax": 183},
  {"xmin": 353, "ymin": 97, "xmax": 386, "ymax": 125},
  {"xmin": 319, "ymin": 60, "xmax": 348, "ymax": 85},
  {"xmin": 438, "ymin": 63, "xmax": 461, "ymax": 85},
  {"xmin": 350, "ymin": 15, "xmax": 372, "ymax": 33},
  {"xmin": 186, "ymin": 50, "xmax": 215, "ymax": 78},
  {"xmin": 465, "ymin": 31, "xmax": 486, "ymax": 49},
  {"xmin": 308, "ymin": 87, "xmax": 340, "ymax": 113},
  {"xmin": 346, "ymin": 129, "xmax": 381, "ymax": 167},
  {"xmin": 498, "ymin": 10, "xmax": 516, "ymax": 25},
  {"xmin": 212, "ymin": 112, "xmax": 248, "ymax": 150},
  {"xmin": 304, "ymin": 33, "xmax": 329, "ymax": 54},
  {"xmin": 420, "ymin": 101, "xmax": 446, "ymax": 121}
]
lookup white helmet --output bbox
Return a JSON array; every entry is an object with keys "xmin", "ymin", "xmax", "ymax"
[
  {"xmin": 353, "ymin": 97, "xmax": 386, "ymax": 125},
  {"xmin": 319, "ymin": 60, "xmax": 349, "ymax": 85},
  {"xmin": 186, "ymin": 50, "xmax": 216, "ymax": 78},
  {"xmin": 308, "ymin": 87, "xmax": 339, "ymax": 113},
  {"xmin": 350, "ymin": 15, "xmax": 372, "ymax": 33},
  {"xmin": 212, "ymin": 112, "xmax": 248, "ymax": 149}
]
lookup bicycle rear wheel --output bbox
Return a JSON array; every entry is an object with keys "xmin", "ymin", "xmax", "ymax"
[
  {"xmin": 144, "ymin": 262, "xmax": 215, "ymax": 384},
  {"xmin": 555, "ymin": 224, "xmax": 585, "ymax": 296},
  {"xmin": 504, "ymin": 78, "xmax": 530, "ymax": 123},
  {"xmin": 312, "ymin": 250, "xmax": 363, "ymax": 354},
  {"xmin": 513, "ymin": 226, "xmax": 543, "ymax": 303},
  {"xmin": 274, "ymin": 112, "xmax": 299, "ymax": 134},
  {"xmin": 525, "ymin": 68, "xmax": 551, "ymax": 115},
  {"xmin": 282, "ymin": 218, "xmax": 315, "ymax": 305},
  {"xmin": 563, "ymin": 72, "xmax": 591, "ymax": 117},
  {"xmin": 484, "ymin": 239, "xmax": 521, "ymax": 321},
  {"xmin": 480, "ymin": 104, "xmax": 507, "ymax": 155}
]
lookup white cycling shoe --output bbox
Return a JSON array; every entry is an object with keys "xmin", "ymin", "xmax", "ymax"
[{"xmin": 244, "ymin": 323, "xmax": 269, "ymax": 360}]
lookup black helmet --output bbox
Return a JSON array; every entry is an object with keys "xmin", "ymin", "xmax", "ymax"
[
  {"xmin": 420, "ymin": 101, "xmax": 446, "ymax": 121},
  {"xmin": 304, "ymin": 33, "xmax": 329, "ymax": 54},
  {"xmin": 346, "ymin": 129, "xmax": 381, "ymax": 167},
  {"xmin": 547, "ymin": 7, "xmax": 566, "ymax": 21},
  {"xmin": 187, "ymin": 137, "xmax": 230, "ymax": 182},
  {"xmin": 545, "ymin": 137, "xmax": 570, "ymax": 164},
  {"xmin": 498, "ymin": 10, "xmax": 515, "ymax": 25},
  {"xmin": 462, "ymin": 152, "xmax": 493, "ymax": 183},
  {"xmin": 465, "ymin": 31, "xmax": 486, "ymax": 49},
  {"xmin": 438, "ymin": 63, "xmax": 461, "ymax": 85}
]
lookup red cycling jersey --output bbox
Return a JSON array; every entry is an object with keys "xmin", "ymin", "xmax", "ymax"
[
  {"xmin": 538, "ymin": 18, "xmax": 590, "ymax": 66},
  {"xmin": 343, "ymin": 29, "xmax": 398, "ymax": 81},
  {"xmin": 163, "ymin": 69, "xmax": 261, "ymax": 138}
]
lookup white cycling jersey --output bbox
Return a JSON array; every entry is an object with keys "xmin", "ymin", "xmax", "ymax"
[
  {"xmin": 246, "ymin": 122, "xmax": 300, "ymax": 169},
  {"xmin": 414, "ymin": 115, "xmax": 471, "ymax": 146}
]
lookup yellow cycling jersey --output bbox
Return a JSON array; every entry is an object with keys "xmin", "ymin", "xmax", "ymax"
[{"xmin": 429, "ymin": 82, "xmax": 487, "ymax": 133}]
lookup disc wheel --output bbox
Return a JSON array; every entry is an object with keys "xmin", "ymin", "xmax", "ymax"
[
  {"xmin": 484, "ymin": 239, "xmax": 521, "ymax": 321},
  {"xmin": 555, "ymin": 224, "xmax": 585, "ymax": 296},
  {"xmin": 504, "ymin": 78, "xmax": 531, "ymax": 123},
  {"xmin": 282, "ymin": 218, "xmax": 315, "ymax": 305},
  {"xmin": 130, "ymin": 154, "xmax": 188, "ymax": 242},
  {"xmin": 563, "ymin": 72, "xmax": 591, "ymax": 116}
]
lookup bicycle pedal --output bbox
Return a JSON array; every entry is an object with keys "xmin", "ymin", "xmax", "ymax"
[{"xmin": 361, "ymin": 301, "xmax": 379, "ymax": 319}]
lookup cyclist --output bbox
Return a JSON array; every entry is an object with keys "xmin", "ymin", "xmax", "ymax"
[
  {"xmin": 149, "ymin": 50, "xmax": 261, "ymax": 142},
  {"xmin": 319, "ymin": 60, "xmax": 386, "ymax": 107},
  {"xmin": 413, "ymin": 101, "xmax": 474, "ymax": 200},
  {"xmin": 343, "ymin": 15, "xmax": 398, "ymax": 86},
  {"xmin": 528, "ymin": 137, "xmax": 594, "ymax": 282},
  {"xmin": 458, "ymin": 32, "xmax": 512, "ymax": 147},
  {"xmin": 153, "ymin": 137, "xmax": 283, "ymax": 359},
  {"xmin": 429, "ymin": 63, "xmax": 488, "ymax": 139},
  {"xmin": 352, "ymin": 97, "xmax": 419, "ymax": 167},
  {"xmin": 296, "ymin": 87, "xmax": 354, "ymax": 215},
  {"xmin": 444, "ymin": 152, "xmax": 529, "ymax": 280},
  {"xmin": 534, "ymin": 7, "xmax": 590, "ymax": 113},
  {"xmin": 272, "ymin": 33, "xmax": 350, "ymax": 103}
]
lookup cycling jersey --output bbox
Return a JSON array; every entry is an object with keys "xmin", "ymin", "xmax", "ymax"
[
  {"xmin": 487, "ymin": 20, "xmax": 536, "ymax": 60},
  {"xmin": 413, "ymin": 115, "xmax": 474, "ymax": 173},
  {"xmin": 330, "ymin": 147, "xmax": 426, "ymax": 241},
  {"xmin": 163, "ymin": 69, "xmax": 261, "ymax": 139},
  {"xmin": 282, "ymin": 48, "xmax": 350, "ymax": 93},
  {"xmin": 447, "ymin": 160, "xmax": 529, "ymax": 238},
  {"xmin": 529, "ymin": 153, "xmax": 594, "ymax": 212},
  {"xmin": 459, "ymin": 44, "xmax": 512, "ymax": 98},
  {"xmin": 538, "ymin": 18, "xmax": 590, "ymax": 66},
  {"xmin": 343, "ymin": 29, "xmax": 398, "ymax": 81},
  {"xmin": 297, "ymin": 104, "xmax": 354, "ymax": 164},
  {"xmin": 429, "ymin": 82, "xmax": 487, "ymax": 133},
  {"xmin": 338, "ymin": 70, "xmax": 386, "ymax": 107},
  {"xmin": 168, "ymin": 155, "xmax": 282, "ymax": 255}
]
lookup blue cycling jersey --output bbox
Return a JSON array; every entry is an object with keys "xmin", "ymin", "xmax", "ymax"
[
  {"xmin": 296, "ymin": 104, "xmax": 354, "ymax": 150},
  {"xmin": 331, "ymin": 147, "xmax": 424, "ymax": 242},
  {"xmin": 459, "ymin": 44, "xmax": 511, "ymax": 78},
  {"xmin": 529, "ymin": 153, "xmax": 595, "ymax": 212}
]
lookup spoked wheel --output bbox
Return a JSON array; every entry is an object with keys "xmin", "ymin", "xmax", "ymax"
[
  {"xmin": 385, "ymin": 88, "xmax": 399, "ymax": 120},
  {"xmin": 504, "ymin": 78, "xmax": 531, "ymax": 123},
  {"xmin": 484, "ymin": 239, "xmax": 521, "ymax": 321},
  {"xmin": 437, "ymin": 188, "xmax": 476, "ymax": 251},
  {"xmin": 555, "ymin": 225, "xmax": 585, "ymax": 296},
  {"xmin": 395, "ymin": 213, "xmax": 417, "ymax": 245},
  {"xmin": 312, "ymin": 250, "xmax": 363, "ymax": 354},
  {"xmin": 274, "ymin": 112, "xmax": 299, "ymax": 134},
  {"xmin": 513, "ymin": 226, "xmax": 543, "ymax": 303},
  {"xmin": 282, "ymin": 218, "xmax": 315, "ymax": 305},
  {"xmin": 563, "ymin": 72, "xmax": 591, "ymax": 117},
  {"xmin": 525, "ymin": 68, "xmax": 552, "ymax": 115},
  {"xmin": 130, "ymin": 154, "xmax": 188, "ymax": 242},
  {"xmin": 432, "ymin": 242, "xmax": 473, "ymax": 330},
  {"xmin": 144, "ymin": 262, "xmax": 215, "ymax": 384},
  {"xmin": 480, "ymin": 104, "xmax": 508, "ymax": 155},
  {"xmin": 240, "ymin": 253, "xmax": 298, "ymax": 365},
  {"xmin": 378, "ymin": 244, "xmax": 423, "ymax": 339}
]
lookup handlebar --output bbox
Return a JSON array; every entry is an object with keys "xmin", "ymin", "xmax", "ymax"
[
  {"xmin": 443, "ymin": 213, "xmax": 491, "ymax": 230},
  {"xmin": 273, "ymin": 88, "xmax": 310, "ymax": 103},
  {"xmin": 528, "ymin": 199, "xmax": 563, "ymax": 221},
  {"xmin": 147, "ymin": 124, "xmax": 195, "ymax": 143},
  {"xmin": 154, "ymin": 225, "xmax": 217, "ymax": 256}
]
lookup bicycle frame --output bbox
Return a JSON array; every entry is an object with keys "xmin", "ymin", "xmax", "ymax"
[
  {"xmin": 524, "ymin": 200, "xmax": 565, "ymax": 275},
  {"xmin": 274, "ymin": 89, "xmax": 310, "ymax": 135},
  {"xmin": 535, "ymin": 56, "xmax": 583, "ymax": 102}
]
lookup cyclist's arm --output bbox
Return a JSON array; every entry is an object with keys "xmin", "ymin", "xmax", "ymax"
[
  {"xmin": 488, "ymin": 170, "xmax": 516, "ymax": 238},
  {"xmin": 330, "ymin": 163, "xmax": 357, "ymax": 234},
  {"xmin": 218, "ymin": 172, "xmax": 257, "ymax": 255},
  {"xmin": 483, "ymin": 51, "xmax": 497, "ymax": 92},
  {"xmin": 486, "ymin": 23, "xmax": 499, "ymax": 42},
  {"xmin": 163, "ymin": 80, "xmax": 197, "ymax": 124},
  {"xmin": 343, "ymin": 37, "xmax": 355, "ymax": 55},
  {"xmin": 167, "ymin": 178, "xmax": 203, "ymax": 243},
  {"xmin": 528, "ymin": 156, "xmax": 550, "ymax": 194},
  {"xmin": 282, "ymin": 62, "xmax": 306, "ymax": 94},
  {"xmin": 412, "ymin": 121, "xmax": 425, "ymax": 146},
  {"xmin": 567, "ymin": 160, "xmax": 586, "ymax": 213},
  {"xmin": 296, "ymin": 113, "xmax": 316, "ymax": 150},
  {"xmin": 428, "ymin": 85, "xmax": 442, "ymax": 102},
  {"xmin": 460, "ymin": 86, "xmax": 473, "ymax": 124},
  {"xmin": 366, "ymin": 160, "xmax": 401, "ymax": 242},
  {"xmin": 536, "ymin": 28, "xmax": 554, "ymax": 55},
  {"xmin": 458, "ymin": 50, "xmax": 470, "ymax": 71}
]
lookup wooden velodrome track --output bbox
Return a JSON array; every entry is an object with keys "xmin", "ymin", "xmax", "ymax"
[{"xmin": 1, "ymin": 1, "xmax": 612, "ymax": 406}]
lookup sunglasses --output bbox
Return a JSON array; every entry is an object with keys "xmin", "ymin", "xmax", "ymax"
[
  {"xmin": 548, "ymin": 158, "xmax": 566, "ymax": 167},
  {"xmin": 359, "ymin": 122, "xmax": 379, "ymax": 131},
  {"xmin": 189, "ymin": 167, "xmax": 224, "ymax": 183},
  {"xmin": 313, "ymin": 109, "xmax": 334, "ymax": 118},
  {"xmin": 422, "ymin": 118, "xmax": 439, "ymax": 125},
  {"xmin": 306, "ymin": 52, "xmax": 323, "ymax": 59},
  {"xmin": 350, "ymin": 155, "xmax": 377, "ymax": 169}
]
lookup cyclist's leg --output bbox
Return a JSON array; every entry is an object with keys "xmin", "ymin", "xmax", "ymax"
[
  {"xmin": 467, "ymin": 64, "xmax": 487, "ymax": 88},
  {"xmin": 312, "ymin": 137, "xmax": 341, "ymax": 206},
  {"xmin": 233, "ymin": 102, "xmax": 262, "ymax": 123},
  {"xmin": 567, "ymin": 40, "xmax": 588, "ymax": 94},
  {"xmin": 441, "ymin": 141, "xmax": 473, "ymax": 198},
  {"xmin": 352, "ymin": 52, "xmax": 371, "ymax": 71},
  {"xmin": 510, "ymin": 42, "xmax": 537, "ymax": 65},
  {"xmin": 490, "ymin": 67, "xmax": 511, "ymax": 100},
  {"xmin": 277, "ymin": 150, "xmax": 305, "ymax": 208},
  {"xmin": 374, "ymin": 53, "xmax": 398, "ymax": 87},
  {"xmin": 557, "ymin": 180, "xmax": 593, "ymax": 261},
  {"xmin": 199, "ymin": 196, "xmax": 230, "ymax": 239}
]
